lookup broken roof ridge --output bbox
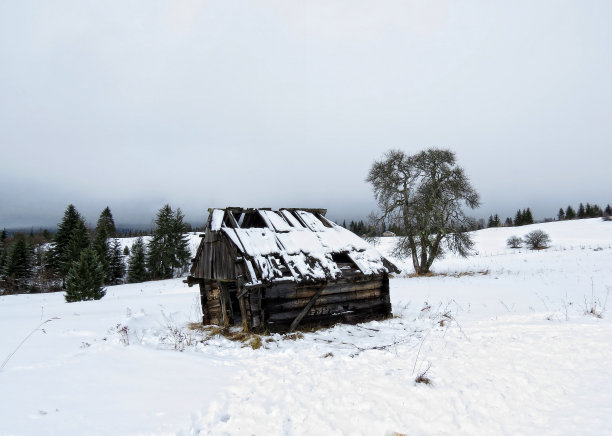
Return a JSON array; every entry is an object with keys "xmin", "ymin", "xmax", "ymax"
[
  {"xmin": 208, "ymin": 208, "xmax": 332, "ymax": 232},
  {"xmin": 207, "ymin": 207, "xmax": 327, "ymax": 215}
]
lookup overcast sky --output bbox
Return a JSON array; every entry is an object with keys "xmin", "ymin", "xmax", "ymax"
[{"xmin": 1, "ymin": 1, "xmax": 611, "ymax": 229}]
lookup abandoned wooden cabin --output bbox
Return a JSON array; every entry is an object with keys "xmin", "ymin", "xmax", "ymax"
[{"xmin": 186, "ymin": 208, "xmax": 400, "ymax": 333}]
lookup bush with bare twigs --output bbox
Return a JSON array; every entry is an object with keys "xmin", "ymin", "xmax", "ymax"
[
  {"xmin": 523, "ymin": 230, "xmax": 551, "ymax": 250},
  {"xmin": 506, "ymin": 235, "xmax": 522, "ymax": 249}
]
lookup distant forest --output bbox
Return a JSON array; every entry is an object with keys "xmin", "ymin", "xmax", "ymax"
[{"xmin": 1, "ymin": 201, "xmax": 610, "ymax": 295}]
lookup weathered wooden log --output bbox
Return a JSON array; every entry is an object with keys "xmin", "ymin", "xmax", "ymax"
[
  {"xmin": 267, "ymin": 297, "xmax": 389, "ymax": 322},
  {"xmin": 289, "ymin": 287, "xmax": 325, "ymax": 332},
  {"xmin": 264, "ymin": 278, "xmax": 383, "ymax": 300},
  {"xmin": 266, "ymin": 305, "xmax": 391, "ymax": 332},
  {"xmin": 265, "ymin": 288, "xmax": 384, "ymax": 313}
]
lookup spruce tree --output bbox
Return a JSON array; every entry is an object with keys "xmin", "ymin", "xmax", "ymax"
[
  {"xmin": 96, "ymin": 206, "xmax": 116, "ymax": 238},
  {"xmin": 2, "ymin": 236, "xmax": 34, "ymax": 291},
  {"xmin": 577, "ymin": 203, "xmax": 585, "ymax": 218},
  {"xmin": 504, "ymin": 217, "xmax": 513, "ymax": 227},
  {"xmin": 109, "ymin": 239, "xmax": 125, "ymax": 284},
  {"xmin": 514, "ymin": 210, "xmax": 523, "ymax": 226},
  {"xmin": 92, "ymin": 227, "xmax": 111, "ymax": 283},
  {"xmin": 558, "ymin": 208, "xmax": 565, "ymax": 220},
  {"xmin": 127, "ymin": 237, "xmax": 148, "ymax": 283},
  {"xmin": 123, "ymin": 245, "xmax": 130, "ymax": 256},
  {"xmin": 524, "ymin": 208, "xmax": 534, "ymax": 225},
  {"xmin": 494, "ymin": 214, "xmax": 500, "ymax": 227},
  {"xmin": 147, "ymin": 205, "xmax": 191, "ymax": 279},
  {"xmin": 566, "ymin": 205, "xmax": 576, "ymax": 219},
  {"xmin": 48, "ymin": 205, "xmax": 85, "ymax": 282},
  {"xmin": 66, "ymin": 220, "xmax": 90, "ymax": 272},
  {"xmin": 592, "ymin": 204, "xmax": 602, "ymax": 217},
  {"xmin": 605, "ymin": 204, "xmax": 612, "ymax": 216},
  {"xmin": 0, "ymin": 239, "xmax": 6, "ymax": 276},
  {"xmin": 65, "ymin": 247, "xmax": 106, "ymax": 302},
  {"xmin": 487, "ymin": 215, "xmax": 495, "ymax": 228},
  {"xmin": 1, "ymin": 228, "xmax": 6, "ymax": 243},
  {"xmin": 170, "ymin": 207, "xmax": 190, "ymax": 276}
]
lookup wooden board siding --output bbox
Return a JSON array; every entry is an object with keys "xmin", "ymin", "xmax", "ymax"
[
  {"xmin": 198, "ymin": 273, "xmax": 391, "ymax": 332},
  {"xmin": 260, "ymin": 274, "xmax": 391, "ymax": 332},
  {"xmin": 193, "ymin": 232, "xmax": 241, "ymax": 282}
]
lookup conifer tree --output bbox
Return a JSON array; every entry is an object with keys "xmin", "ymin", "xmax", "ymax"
[
  {"xmin": 2, "ymin": 236, "xmax": 35, "ymax": 291},
  {"xmin": 123, "ymin": 245, "xmax": 130, "ymax": 256},
  {"xmin": 47, "ymin": 205, "xmax": 85, "ymax": 282},
  {"xmin": 108, "ymin": 239, "xmax": 125, "ymax": 284},
  {"xmin": 127, "ymin": 237, "xmax": 148, "ymax": 283},
  {"xmin": 96, "ymin": 206, "xmax": 116, "ymax": 238},
  {"xmin": 147, "ymin": 205, "xmax": 191, "ymax": 279},
  {"xmin": 592, "ymin": 204, "xmax": 602, "ymax": 217},
  {"xmin": 565, "ymin": 205, "xmax": 576, "ymax": 220},
  {"xmin": 494, "ymin": 214, "xmax": 500, "ymax": 227},
  {"xmin": 577, "ymin": 203, "xmax": 585, "ymax": 218},
  {"xmin": 65, "ymin": 247, "xmax": 106, "ymax": 302},
  {"xmin": 92, "ymin": 228, "xmax": 111, "ymax": 282},
  {"xmin": 66, "ymin": 220, "xmax": 90, "ymax": 273},
  {"xmin": 524, "ymin": 208, "xmax": 534, "ymax": 225},
  {"xmin": 558, "ymin": 208, "xmax": 565, "ymax": 220},
  {"xmin": 1, "ymin": 228, "xmax": 6, "ymax": 242},
  {"xmin": 0, "ymin": 239, "xmax": 6, "ymax": 276},
  {"xmin": 514, "ymin": 210, "xmax": 523, "ymax": 226},
  {"xmin": 504, "ymin": 217, "xmax": 513, "ymax": 227},
  {"xmin": 605, "ymin": 204, "xmax": 612, "ymax": 216},
  {"xmin": 487, "ymin": 215, "xmax": 495, "ymax": 228}
]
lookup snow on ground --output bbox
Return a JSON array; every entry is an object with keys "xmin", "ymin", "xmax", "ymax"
[{"xmin": 1, "ymin": 218, "xmax": 612, "ymax": 435}]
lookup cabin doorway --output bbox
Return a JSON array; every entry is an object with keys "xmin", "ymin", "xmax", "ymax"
[{"xmin": 219, "ymin": 281, "xmax": 243, "ymax": 327}]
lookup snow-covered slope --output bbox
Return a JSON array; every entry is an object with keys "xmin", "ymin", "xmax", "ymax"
[{"xmin": 1, "ymin": 219, "xmax": 611, "ymax": 435}]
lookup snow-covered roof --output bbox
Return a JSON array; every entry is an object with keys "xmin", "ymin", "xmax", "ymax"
[{"xmin": 202, "ymin": 208, "xmax": 398, "ymax": 286}]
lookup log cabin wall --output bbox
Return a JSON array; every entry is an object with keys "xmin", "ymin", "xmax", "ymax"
[{"xmin": 260, "ymin": 274, "xmax": 391, "ymax": 332}]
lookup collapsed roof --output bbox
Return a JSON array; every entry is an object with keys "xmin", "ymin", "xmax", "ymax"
[{"xmin": 193, "ymin": 208, "xmax": 399, "ymax": 287}]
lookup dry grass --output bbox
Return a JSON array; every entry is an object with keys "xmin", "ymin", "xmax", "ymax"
[
  {"xmin": 198, "ymin": 325, "xmax": 265, "ymax": 349},
  {"xmin": 249, "ymin": 336, "xmax": 263, "ymax": 349},
  {"xmin": 187, "ymin": 322, "xmax": 207, "ymax": 332}
]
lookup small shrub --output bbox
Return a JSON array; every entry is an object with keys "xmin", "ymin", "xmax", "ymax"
[
  {"xmin": 523, "ymin": 230, "xmax": 551, "ymax": 250},
  {"xmin": 506, "ymin": 235, "xmax": 522, "ymax": 249},
  {"xmin": 415, "ymin": 363, "xmax": 432, "ymax": 385}
]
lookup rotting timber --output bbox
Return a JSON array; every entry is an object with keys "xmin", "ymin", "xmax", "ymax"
[{"xmin": 185, "ymin": 208, "xmax": 399, "ymax": 333}]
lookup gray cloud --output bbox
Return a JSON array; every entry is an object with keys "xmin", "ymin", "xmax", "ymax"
[{"xmin": 1, "ymin": 1, "xmax": 611, "ymax": 228}]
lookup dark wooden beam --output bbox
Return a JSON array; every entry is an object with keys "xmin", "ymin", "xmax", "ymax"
[
  {"xmin": 289, "ymin": 286, "xmax": 324, "ymax": 332},
  {"xmin": 281, "ymin": 208, "xmax": 327, "ymax": 216}
]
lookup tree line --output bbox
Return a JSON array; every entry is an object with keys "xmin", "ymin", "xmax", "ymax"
[
  {"xmin": 0, "ymin": 204, "xmax": 192, "ymax": 300},
  {"xmin": 484, "ymin": 202, "xmax": 611, "ymax": 229},
  {"xmin": 486, "ymin": 208, "xmax": 534, "ymax": 228},
  {"xmin": 557, "ymin": 203, "xmax": 611, "ymax": 220}
]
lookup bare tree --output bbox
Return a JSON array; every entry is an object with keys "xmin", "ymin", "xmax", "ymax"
[
  {"xmin": 506, "ymin": 235, "xmax": 522, "ymax": 249},
  {"xmin": 367, "ymin": 148, "xmax": 480, "ymax": 275},
  {"xmin": 523, "ymin": 230, "xmax": 551, "ymax": 250}
]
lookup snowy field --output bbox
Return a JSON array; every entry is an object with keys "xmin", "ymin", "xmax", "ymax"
[{"xmin": 1, "ymin": 218, "xmax": 612, "ymax": 435}]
